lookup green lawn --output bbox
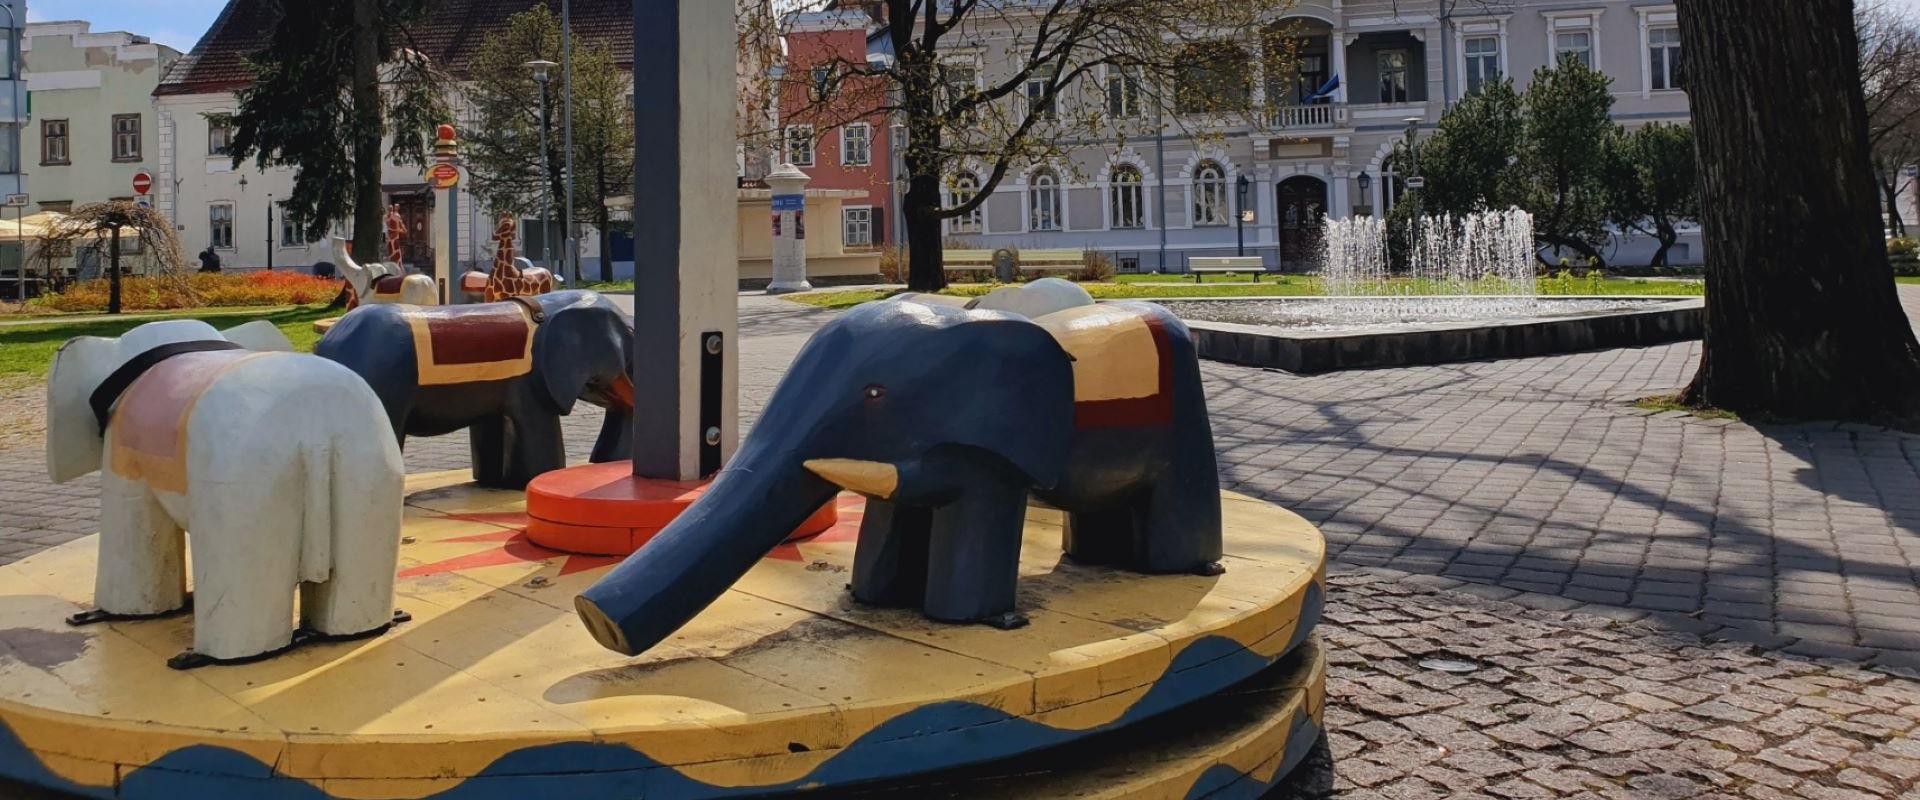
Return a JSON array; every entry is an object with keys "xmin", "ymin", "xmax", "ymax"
[
  {"xmin": 1898, "ymin": 276, "xmax": 1920, "ymax": 284},
  {"xmin": 788, "ymin": 277, "xmax": 1704, "ymax": 311},
  {"xmin": 0, "ymin": 305, "xmax": 336, "ymax": 378}
]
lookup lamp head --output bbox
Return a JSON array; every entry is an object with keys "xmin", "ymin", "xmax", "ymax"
[{"xmin": 525, "ymin": 59, "xmax": 558, "ymax": 82}]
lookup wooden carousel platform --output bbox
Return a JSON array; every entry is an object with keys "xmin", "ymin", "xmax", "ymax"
[{"xmin": 0, "ymin": 470, "xmax": 1326, "ymax": 799}]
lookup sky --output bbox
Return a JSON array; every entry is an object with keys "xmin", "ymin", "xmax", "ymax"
[{"xmin": 42, "ymin": 0, "xmax": 1920, "ymax": 57}]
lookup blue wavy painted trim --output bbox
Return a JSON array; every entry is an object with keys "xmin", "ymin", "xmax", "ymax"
[
  {"xmin": 1179, "ymin": 710, "xmax": 1324, "ymax": 800},
  {"xmin": 0, "ymin": 583, "xmax": 1322, "ymax": 800}
]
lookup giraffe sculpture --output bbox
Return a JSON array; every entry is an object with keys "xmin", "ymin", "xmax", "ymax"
[
  {"xmin": 384, "ymin": 207, "xmax": 407, "ymax": 265},
  {"xmin": 460, "ymin": 214, "xmax": 556, "ymax": 302}
]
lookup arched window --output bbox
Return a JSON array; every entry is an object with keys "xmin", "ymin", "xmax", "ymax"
[
  {"xmin": 949, "ymin": 172, "xmax": 983, "ymax": 234},
  {"xmin": 1110, "ymin": 165, "xmax": 1144, "ymax": 229},
  {"xmin": 1193, "ymin": 161, "xmax": 1228, "ymax": 226},
  {"xmin": 1030, "ymin": 168, "xmax": 1062, "ymax": 232}
]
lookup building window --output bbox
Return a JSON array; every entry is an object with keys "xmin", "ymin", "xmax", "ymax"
[
  {"xmin": 112, "ymin": 114, "xmax": 142, "ymax": 162},
  {"xmin": 841, "ymin": 123, "xmax": 871, "ymax": 166},
  {"xmin": 1649, "ymin": 27, "xmax": 1683, "ymax": 90},
  {"xmin": 942, "ymin": 58, "xmax": 980, "ymax": 120},
  {"xmin": 785, "ymin": 125, "xmax": 814, "ymax": 167},
  {"xmin": 950, "ymin": 172, "xmax": 983, "ymax": 234},
  {"xmin": 843, "ymin": 206, "xmax": 873, "ymax": 247},
  {"xmin": 279, "ymin": 203, "xmax": 312, "ymax": 247},
  {"xmin": 1555, "ymin": 31, "xmax": 1594, "ymax": 68},
  {"xmin": 1110, "ymin": 165, "xmax": 1144, "ymax": 229},
  {"xmin": 209, "ymin": 203, "xmax": 235, "ymax": 250},
  {"xmin": 1193, "ymin": 161, "xmax": 1228, "ymax": 226},
  {"xmin": 1291, "ymin": 54, "xmax": 1330, "ymax": 105},
  {"xmin": 41, "ymin": 120, "xmax": 69, "ymax": 166},
  {"xmin": 1030, "ymin": 168, "xmax": 1061, "ymax": 232},
  {"xmin": 809, "ymin": 64, "xmax": 835, "ymax": 103},
  {"xmin": 1378, "ymin": 49, "xmax": 1410, "ymax": 103},
  {"xmin": 1178, "ymin": 42, "xmax": 1251, "ymax": 114},
  {"xmin": 1026, "ymin": 64, "xmax": 1057, "ymax": 120},
  {"xmin": 1106, "ymin": 67, "xmax": 1141, "ymax": 118},
  {"xmin": 0, "ymin": 126, "xmax": 15, "ymax": 173},
  {"xmin": 1465, "ymin": 36, "xmax": 1501, "ymax": 94},
  {"xmin": 207, "ymin": 114, "xmax": 233, "ymax": 156}
]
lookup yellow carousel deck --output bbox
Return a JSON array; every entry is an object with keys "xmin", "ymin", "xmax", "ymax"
[{"xmin": 0, "ymin": 471, "xmax": 1326, "ymax": 799}]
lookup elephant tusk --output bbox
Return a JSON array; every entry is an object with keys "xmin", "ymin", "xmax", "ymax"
[{"xmin": 803, "ymin": 459, "xmax": 898, "ymax": 500}]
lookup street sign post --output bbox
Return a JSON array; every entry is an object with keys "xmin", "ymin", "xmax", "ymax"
[{"xmin": 5, "ymin": 194, "xmax": 26, "ymax": 303}]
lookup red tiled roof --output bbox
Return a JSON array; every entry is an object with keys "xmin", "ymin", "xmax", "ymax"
[{"xmin": 155, "ymin": 0, "xmax": 634, "ymax": 97}]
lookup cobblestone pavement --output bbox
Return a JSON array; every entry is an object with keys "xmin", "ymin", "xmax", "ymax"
[{"xmin": 1273, "ymin": 568, "xmax": 1920, "ymax": 800}]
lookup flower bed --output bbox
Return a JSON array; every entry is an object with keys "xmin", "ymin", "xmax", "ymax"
[{"xmin": 31, "ymin": 272, "xmax": 344, "ymax": 312}]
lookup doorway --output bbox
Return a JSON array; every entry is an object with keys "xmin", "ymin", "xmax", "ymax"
[
  {"xmin": 1277, "ymin": 176, "xmax": 1328, "ymax": 268},
  {"xmin": 387, "ymin": 192, "xmax": 433, "ymax": 271}
]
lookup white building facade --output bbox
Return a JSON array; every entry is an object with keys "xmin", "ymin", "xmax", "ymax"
[
  {"xmin": 905, "ymin": 0, "xmax": 1696, "ymax": 271},
  {"xmin": 20, "ymin": 22, "xmax": 180, "ymax": 215},
  {"xmin": 0, "ymin": 0, "xmax": 25, "ymax": 202}
]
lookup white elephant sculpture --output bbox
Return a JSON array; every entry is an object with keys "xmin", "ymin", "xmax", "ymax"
[
  {"xmin": 333, "ymin": 236, "xmax": 437, "ymax": 307},
  {"xmin": 46, "ymin": 318, "xmax": 407, "ymax": 667}
]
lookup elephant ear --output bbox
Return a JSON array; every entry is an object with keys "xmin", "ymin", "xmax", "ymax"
[
  {"xmin": 46, "ymin": 336, "xmax": 118, "ymax": 484},
  {"xmin": 935, "ymin": 316, "xmax": 1076, "ymax": 489},
  {"xmin": 221, "ymin": 320, "xmax": 295, "ymax": 352},
  {"xmin": 534, "ymin": 302, "xmax": 633, "ymax": 414}
]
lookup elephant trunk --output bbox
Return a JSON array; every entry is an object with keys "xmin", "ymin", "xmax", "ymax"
[{"xmin": 575, "ymin": 447, "xmax": 837, "ymax": 656}]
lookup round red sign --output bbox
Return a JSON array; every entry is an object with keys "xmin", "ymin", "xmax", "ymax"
[
  {"xmin": 429, "ymin": 163, "xmax": 460, "ymax": 189},
  {"xmin": 132, "ymin": 171, "xmax": 153, "ymax": 196}
]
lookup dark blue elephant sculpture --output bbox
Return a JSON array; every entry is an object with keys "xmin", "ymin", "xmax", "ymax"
[
  {"xmin": 575, "ymin": 298, "xmax": 1222, "ymax": 656},
  {"xmin": 315, "ymin": 290, "xmax": 634, "ymax": 490}
]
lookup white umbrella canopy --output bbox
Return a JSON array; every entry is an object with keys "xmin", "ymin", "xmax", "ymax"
[{"xmin": 0, "ymin": 211, "xmax": 66, "ymax": 240}]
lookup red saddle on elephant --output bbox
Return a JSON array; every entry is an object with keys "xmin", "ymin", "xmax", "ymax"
[{"xmin": 397, "ymin": 303, "xmax": 539, "ymax": 386}]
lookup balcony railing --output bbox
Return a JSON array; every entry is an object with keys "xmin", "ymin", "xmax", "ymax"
[{"xmin": 1271, "ymin": 103, "xmax": 1343, "ymax": 130}]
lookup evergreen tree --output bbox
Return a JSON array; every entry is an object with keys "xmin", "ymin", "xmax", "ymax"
[
  {"xmin": 1603, "ymin": 123, "xmax": 1699, "ymax": 268},
  {"xmin": 227, "ymin": 0, "xmax": 447, "ymax": 263},
  {"xmin": 1520, "ymin": 56, "xmax": 1616, "ymax": 266}
]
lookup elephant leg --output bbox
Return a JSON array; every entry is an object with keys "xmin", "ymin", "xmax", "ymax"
[
  {"xmin": 923, "ymin": 476, "xmax": 1030, "ymax": 629},
  {"xmin": 469, "ymin": 413, "xmax": 512, "ymax": 487},
  {"xmin": 92, "ymin": 472, "xmax": 186, "ymax": 616},
  {"xmin": 850, "ymin": 499, "xmax": 931, "ymax": 607},
  {"xmin": 1134, "ymin": 471, "xmax": 1225, "ymax": 575},
  {"xmin": 499, "ymin": 388, "xmax": 566, "ymax": 489},
  {"xmin": 300, "ymin": 462, "xmax": 402, "ymax": 637},
  {"xmin": 187, "ymin": 493, "xmax": 299, "ymax": 661},
  {"xmin": 589, "ymin": 410, "xmax": 631, "ymax": 462},
  {"xmin": 1062, "ymin": 503, "xmax": 1142, "ymax": 567}
]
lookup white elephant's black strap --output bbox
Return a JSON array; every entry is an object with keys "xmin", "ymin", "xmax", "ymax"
[{"xmin": 90, "ymin": 340, "xmax": 248, "ymax": 435}]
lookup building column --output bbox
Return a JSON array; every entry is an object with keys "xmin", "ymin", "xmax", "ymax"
[
  {"xmin": 629, "ymin": 0, "xmax": 740, "ymax": 481},
  {"xmin": 1330, "ymin": 170, "xmax": 1350, "ymax": 221},
  {"xmin": 1332, "ymin": 33, "xmax": 1349, "ymax": 104}
]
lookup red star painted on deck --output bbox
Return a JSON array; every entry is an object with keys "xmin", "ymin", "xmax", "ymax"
[
  {"xmin": 399, "ymin": 495, "xmax": 870, "ymax": 577},
  {"xmin": 400, "ymin": 513, "xmax": 621, "ymax": 578}
]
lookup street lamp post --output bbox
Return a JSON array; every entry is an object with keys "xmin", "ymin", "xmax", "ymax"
[
  {"xmin": 266, "ymin": 192, "xmax": 275, "ymax": 271},
  {"xmin": 527, "ymin": 59, "xmax": 558, "ymax": 273},
  {"xmin": 1356, "ymin": 172, "xmax": 1372, "ymax": 215},
  {"xmin": 1235, "ymin": 174, "xmax": 1251, "ymax": 257},
  {"xmin": 560, "ymin": 0, "xmax": 578, "ymax": 286}
]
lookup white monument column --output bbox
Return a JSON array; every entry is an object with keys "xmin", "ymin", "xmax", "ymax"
[
  {"xmin": 630, "ymin": 0, "xmax": 739, "ymax": 480},
  {"xmin": 428, "ymin": 125, "xmax": 461, "ymax": 305},
  {"xmin": 765, "ymin": 163, "xmax": 812, "ymax": 294}
]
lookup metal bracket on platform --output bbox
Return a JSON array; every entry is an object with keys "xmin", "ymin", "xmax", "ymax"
[{"xmin": 166, "ymin": 609, "xmax": 414, "ymax": 671}]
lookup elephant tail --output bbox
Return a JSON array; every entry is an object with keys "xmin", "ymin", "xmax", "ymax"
[{"xmin": 300, "ymin": 444, "xmax": 334, "ymax": 584}]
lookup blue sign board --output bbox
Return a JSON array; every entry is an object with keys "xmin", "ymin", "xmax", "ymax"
[{"xmin": 771, "ymin": 195, "xmax": 805, "ymax": 212}]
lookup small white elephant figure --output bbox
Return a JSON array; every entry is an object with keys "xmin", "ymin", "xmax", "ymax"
[
  {"xmin": 46, "ymin": 318, "xmax": 407, "ymax": 666},
  {"xmin": 333, "ymin": 236, "xmax": 437, "ymax": 307}
]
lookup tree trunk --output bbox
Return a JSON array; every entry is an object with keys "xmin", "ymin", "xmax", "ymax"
[
  {"xmin": 1651, "ymin": 220, "xmax": 1676, "ymax": 269},
  {"xmin": 1678, "ymin": 0, "xmax": 1920, "ymax": 429},
  {"xmin": 107, "ymin": 226, "xmax": 122, "ymax": 315},
  {"xmin": 903, "ymin": 171, "xmax": 946, "ymax": 292},
  {"xmin": 349, "ymin": 0, "xmax": 385, "ymax": 264},
  {"xmin": 1881, "ymin": 178, "xmax": 1906, "ymax": 236}
]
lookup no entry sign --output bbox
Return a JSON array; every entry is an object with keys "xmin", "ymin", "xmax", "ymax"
[{"xmin": 132, "ymin": 171, "xmax": 153, "ymax": 196}]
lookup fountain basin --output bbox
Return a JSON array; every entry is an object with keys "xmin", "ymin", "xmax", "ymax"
[{"xmin": 1160, "ymin": 295, "xmax": 1703, "ymax": 373}]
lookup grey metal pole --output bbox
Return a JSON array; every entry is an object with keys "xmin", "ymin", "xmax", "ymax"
[
  {"xmin": 561, "ymin": 0, "xmax": 578, "ymax": 285},
  {"xmin": 539, "ymin": 77, "xmax": 553, "ymax": 270}
]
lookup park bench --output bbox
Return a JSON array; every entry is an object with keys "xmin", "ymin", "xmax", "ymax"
[
  {"xmin": 1187, "ymin": 256, "xmax": 1267, "ymax": 283},
  {"xmin": 943, "ymin": 248, "xmax": 1086, "ymax": 280}
]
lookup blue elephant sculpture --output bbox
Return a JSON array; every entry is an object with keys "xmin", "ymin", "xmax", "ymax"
[
  {"xmin": 315, "ymin": 290, "xmax": 634, "ymax": 489},
  {"xmin": 576, "ymin": 297, "xmax": 1222, "ymax": 656}
]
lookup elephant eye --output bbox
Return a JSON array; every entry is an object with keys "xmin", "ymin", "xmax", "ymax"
[{"xmin": 864, "ymin": 384, "xmax": 886, "ymax": 400}]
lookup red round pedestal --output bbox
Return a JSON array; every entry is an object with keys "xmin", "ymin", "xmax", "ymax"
[{"xmin": 524, "ymin": 462, "xmax": 838, "ymax": 555}]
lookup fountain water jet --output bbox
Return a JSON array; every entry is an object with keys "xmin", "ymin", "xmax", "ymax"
[{"xmin": 1318, "ymin": 208, "xmax": 1539, "ymax": 323}]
